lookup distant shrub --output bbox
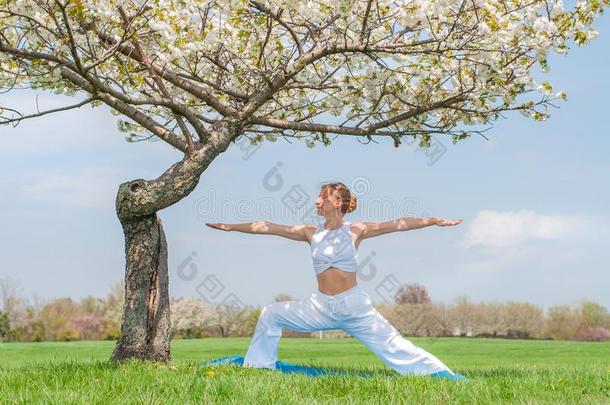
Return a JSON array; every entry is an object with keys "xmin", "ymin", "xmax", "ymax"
[
  {"xmin": 0, "ymin": 311, "xmax": 9, "ymax": 341},
  {"xmin": 576, "ymin": 325, "xmax": 610, "ymax": 341},
  {"xmin": 103, "ymin": 326, "xmax": 121, "ymax": 341},
  {"xmin": 57, "ymin": 327, "xmax": 80, "ymax": 341}
]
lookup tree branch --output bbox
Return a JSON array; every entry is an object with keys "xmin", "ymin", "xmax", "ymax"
[{"xmin": 1, "ymin": 96, "xmax": 97, "ymax": 126}]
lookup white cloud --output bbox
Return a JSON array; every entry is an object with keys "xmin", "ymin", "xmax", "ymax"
[{"xmin": 461, "ymin": 209, "xmax": 592, "ymax": 248}]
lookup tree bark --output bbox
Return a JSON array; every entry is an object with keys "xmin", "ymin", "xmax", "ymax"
[
  {"xmin": 111, "ymin": 212, "xmax": 171, "ymax": 362},
  {"xmin": 110, "ymin": 119, "xmax": 240, "ymax": 362}
]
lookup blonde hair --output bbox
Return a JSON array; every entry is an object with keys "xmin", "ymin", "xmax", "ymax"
[{"xmin": 320, "ymin": 182, "xmax": 357, "ymax": 215}]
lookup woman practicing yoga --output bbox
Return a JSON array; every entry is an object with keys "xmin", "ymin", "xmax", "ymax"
[{"xmin": 205, "ymin": 181, "xmax": 464, "ymax": 379}]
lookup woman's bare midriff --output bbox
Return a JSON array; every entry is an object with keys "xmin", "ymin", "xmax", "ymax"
[{"xmin": 316, "ymin": 267, "xmax": 357, "ymax": 296}]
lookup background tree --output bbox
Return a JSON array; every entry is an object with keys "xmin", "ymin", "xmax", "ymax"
[
  {"xmin": 0, "ymin": 277, "xmax": 23, "ymax": 327},
  {"xmin": 503, "ymin": 301, "xmax": 544, "ymax": 339},
  {"xmin": 449, "ymin": 296, "xmax": 477, "ymax": 336},
  {"xmin": 273, "ymin": 293, "xmax": 297, "ymax": 302},
  {"xmin": 237, "ymin": 307, "xmax": 262, "ymax": 338},
  {"xmin": 390, "ymin": 283, "xmax": 436, "ymax": 336},
  {"xmin": 394, "ymin": 283, "xmax": 431, "ymax": 305},
  {"xmin": 73, "ymin": 295, "xmax": 106, "ymax": 340},
  {"xmin": 0, "ymin": 311, "xmax": 9, "ymax": 341},
  {"xmin": 1, "ymin": 0, "xmax": 607, "ymax": 361},
  {"xmin": 383, "ymin": 302, "xmax": 437, "ymax": 336},
  {"xmin": 544, "ymin": 304, "xmax": 580, "ymax": 340},
  {"xmin": 101, "ymin": 280, "xmax": 125, "ymax": 340},
  {"xmin": 210, "ymin": 302, "xmax": 252, "ymax": 338},
  {"xmin": 431, "ymin": 302, "xmax": 453, "ymax": 337},
  {"xmin": 170, "ymin": 296, "xmax": 218, "ymax": 338},
  {"xmin": 475, "ymin": 301, "xmax": 507, "ymax": 337},
  {"xmin": 38, "ymin": 297, "xmax": 83, "ymax": 341},
  {"xmin": 578, "ymin": 300, "xmax": 610, "ymax": 328},
  {"xmin": 574, "ymin": 300, "xmax": 610, "ymax": 341}
]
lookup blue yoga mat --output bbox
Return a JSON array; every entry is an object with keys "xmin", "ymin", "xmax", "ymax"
[
  {"xmin": 200, "ymin": 355, "xmax": 466, "ymax": 380},
  {"xmin": 199, "ymin": 355, "xmax": 373, "ymax": 379}
]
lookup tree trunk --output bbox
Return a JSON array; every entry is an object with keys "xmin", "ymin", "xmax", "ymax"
[
  {"xmin": 109, "ymin": 119, "xmax": 241, "ymax": 362},
  {"xmin": 110, "ymin": 212, "xmax": 170, "ymax": 362}
]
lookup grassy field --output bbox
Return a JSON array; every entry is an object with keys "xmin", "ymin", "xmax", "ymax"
[{"xmin": 1, "ymin": 337, "xmax": 609, "ymax": 404}]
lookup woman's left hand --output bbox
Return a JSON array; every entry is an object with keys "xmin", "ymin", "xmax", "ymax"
[{"xmin": 430, "ymin": 217, "xmax": 462, "ymax": 227}]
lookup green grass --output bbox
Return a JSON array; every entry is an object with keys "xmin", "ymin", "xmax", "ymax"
[{"xmin": 1, "ymin": 337, "xmax": 609, "ymax": 404}]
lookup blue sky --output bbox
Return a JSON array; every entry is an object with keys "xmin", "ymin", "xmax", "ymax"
[{"xmin": 1, "ymin": 16, "xmax": 609, "ymax": 309}]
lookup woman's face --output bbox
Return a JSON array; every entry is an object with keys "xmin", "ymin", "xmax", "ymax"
[{"xmin": 315, "ymin": 187, "xmax": 340, "ymax": 216}]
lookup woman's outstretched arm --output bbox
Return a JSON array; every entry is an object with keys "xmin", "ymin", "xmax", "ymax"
[
  {"xmin": 356, "ymin": 216, "xmax": 462, "ymax": 240},
  {"xmin": 206, "ymin": 221, "xmax": 312, "ymax": 242}
]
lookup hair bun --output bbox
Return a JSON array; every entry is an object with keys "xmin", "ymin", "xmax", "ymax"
[{"xmin": 347, "ymin": 194, "xmax": 357, "ymax": 213}]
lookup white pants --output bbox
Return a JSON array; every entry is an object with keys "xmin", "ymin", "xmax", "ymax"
[{"xmin": 243, "ymin": 285, "xmax": 451, "ymax": 375}]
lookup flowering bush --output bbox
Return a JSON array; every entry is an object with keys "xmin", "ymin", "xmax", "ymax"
[{"xmin": 170, "ymin": 297, "xmax": 218, "ymax": 338}]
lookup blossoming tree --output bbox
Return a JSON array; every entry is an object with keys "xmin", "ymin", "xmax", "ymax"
[{"xmin": 0, "ymin": 0, "xmax": 606, "ymax": 361}]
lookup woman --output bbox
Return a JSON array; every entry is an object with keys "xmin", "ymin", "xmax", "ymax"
[{"xmin": 206, "ymin": 181, "xmax": 464, "ymax": 379}]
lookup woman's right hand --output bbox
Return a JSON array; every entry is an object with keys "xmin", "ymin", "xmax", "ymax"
[{"xmin": 205, "ymin": 223, "xmax": 232, "ymax": 231}]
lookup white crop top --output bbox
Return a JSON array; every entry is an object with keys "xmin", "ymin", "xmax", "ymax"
[{"xmin": 310, "ymin": 221, "xmax": 359, "ymax": 275}]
